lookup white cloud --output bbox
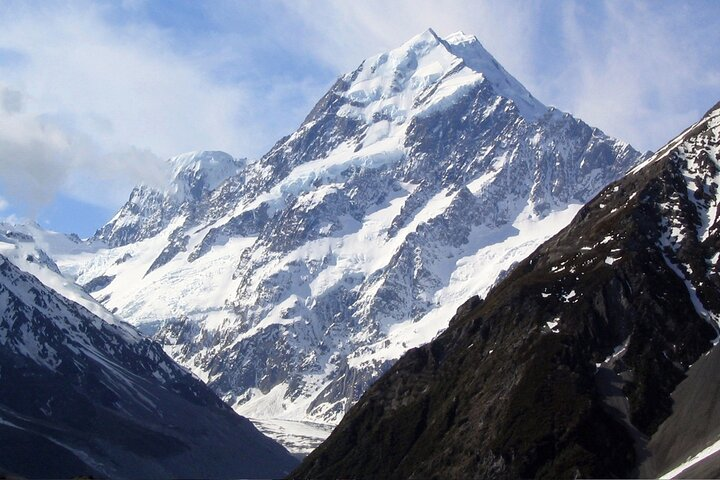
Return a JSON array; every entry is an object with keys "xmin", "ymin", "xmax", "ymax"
[
  {"xmin": 0, "ymin": 196, "xmax": 8, "ymax": 212},
  {"xmin": 0, "ymin": 2, "xmax": 259, "ymax": 212},
  {"xmin": 0, "ymin": 4, "xmax": 252, "ymax": 156},
  {"xmin": 0, "ymin": 88, "xmax": 75, "ymax": 212},
  {"xmin": 0, "ymin": 1, "xmax": 346, "ymax": 215},
  {"xmin": 0, "ymin": 82, "xmax": 170, "ymax": 212},
  {"xmin": 0, "ymin": 214, "xmax": 22, "ymax": 225}
]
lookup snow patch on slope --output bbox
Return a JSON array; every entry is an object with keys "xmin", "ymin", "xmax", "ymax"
[
  {"xmin": 660, "ymin": 435, "xmax": 720, "ymax": 479},
  {"xmin": 350, "ymin": 203, "xmax": 583, "ymax": 367}
]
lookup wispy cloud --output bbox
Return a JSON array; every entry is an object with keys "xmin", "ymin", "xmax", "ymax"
[
  {"xmin": 0, "ymin": 1, "xmax": 325, "ymax": 213},
  {"xmin": 0, "ymin": 0, "xmax": 717, "ymax": 221},
  {"xmin": 0, "ymin": 85, "xmax": 75, "ymax": 212},
  {"xmin": 553, "ymin": 1, "xmax": 719, "ymax": 151}
]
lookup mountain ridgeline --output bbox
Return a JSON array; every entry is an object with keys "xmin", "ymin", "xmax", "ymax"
[
  {"xmin": 0, "ymin": 236, "xmax": 297, "ymax": 479},
  {"xmin": 62, "ymin": 29, "xmax": 642, "ymax": 450},
  {"xmin": 291, "ymin": 104, "xmax": 720, "ymax": 478}
]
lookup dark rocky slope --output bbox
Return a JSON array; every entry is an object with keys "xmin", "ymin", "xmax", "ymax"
[
  {"xmin": 0, "ymin": 255, "xmax": 297, "ymax": 479},
  {"xmin": 292, "ymin": 104, "xmax": 720, "ymax": 479}
]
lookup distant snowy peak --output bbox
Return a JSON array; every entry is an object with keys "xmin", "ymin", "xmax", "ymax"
[
  {"xmin": 0, "ymin": 253, "xmax": 143, "ymax": 365},
  {"xmin": 167, "ymin": 150, "xmax": 246, "ymax": 201},
  {"xmin": 290, "ymin": 102, "xmax": 720, "ymax": 480},
  {"xmin": 94, "ymin": 150, "xmax": 245, "ymax": 247},
  {"xmin": 336, "ymin": 27, "xmax": 545, "ymax": 125}
]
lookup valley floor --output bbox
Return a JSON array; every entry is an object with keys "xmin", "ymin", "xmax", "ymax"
[{"xmin": 249, "ymin": 418, "xmax": 334, "ymax": 456}]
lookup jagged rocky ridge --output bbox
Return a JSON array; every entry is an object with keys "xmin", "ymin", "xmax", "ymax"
[
  {"xmin": 291, "ymin": 103, "xmax": 720, "ymax": 479},
  {"xmin": 63, "ymin": 29, "xmax": 641, "ymax": 450},
  {"xmin": 0, "ymin": 233, "xmax": 297, "ymax": 479},
  {"xmin": 95, "ymin": 150, "xmax": 246, "ymax": 249}
]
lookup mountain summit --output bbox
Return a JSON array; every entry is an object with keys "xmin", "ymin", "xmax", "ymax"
[
  {"xmin": 166, "ymin": 150, "xmax": 246, "ymax": 201},
  {"xmin": 61, "ymin": 29, "xmax": 641, "ymax": 452},
  {"xmin": 325, "ymin": 27, "xmax": 544, "ymax": 127}
]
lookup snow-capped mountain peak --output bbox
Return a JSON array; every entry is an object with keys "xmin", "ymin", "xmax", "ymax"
[
  {"xmin": 0, "ymin": 249, "xmax": 298, "ymax": 479},
  {"xmin": 292, "ymin": 100, "xmax": 720, "ymax": 480},
  {"xmin": 0, "ymin": 221, "xmax": 132, "ymax": 336},
  {"xmin": 167, "ymin": 150, "xmax": 246, "ymax": 201},
  {"xmin": 442, "ymin": 29, "xmax": 476, "ymax": 43},
  {"xmin": 338, "ymin": 28, "xmax": 466, "ymax": 123},
  {"xmin": 336, "ymin": 28, "xmax": 544, "ymax": 126},
  {"xmin": 93, "ymin": 150, "xmax": 245, "ymax": 247},
  {"xmin": 399, "ymin": 26, "xmax": 442, "ymax": 48}
]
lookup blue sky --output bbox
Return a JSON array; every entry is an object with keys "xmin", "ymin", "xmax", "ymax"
[{"xmin": 0, "ymin": 0, "xmax": 718, "ymax": 236}]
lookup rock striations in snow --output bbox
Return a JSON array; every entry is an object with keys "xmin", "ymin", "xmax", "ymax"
[
  {"xmin": 58, "ymin": 29, "xmax": 641, "ymax": 452},
  {"xmin": 292, "ymin": 102, "xmax": 720, "ymax": 479}
]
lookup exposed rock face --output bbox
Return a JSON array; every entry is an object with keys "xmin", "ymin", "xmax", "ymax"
[
  {"xmin": 291, "ymin": 103, "xmax": 720, "ymax": 478},
  {"xmin": 0, "ymin": 253, "xmax": 297, "ymax": 479},
  {"xmin": 62, "ymin": 29, "xmax": 640, "ymax": 451}
]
